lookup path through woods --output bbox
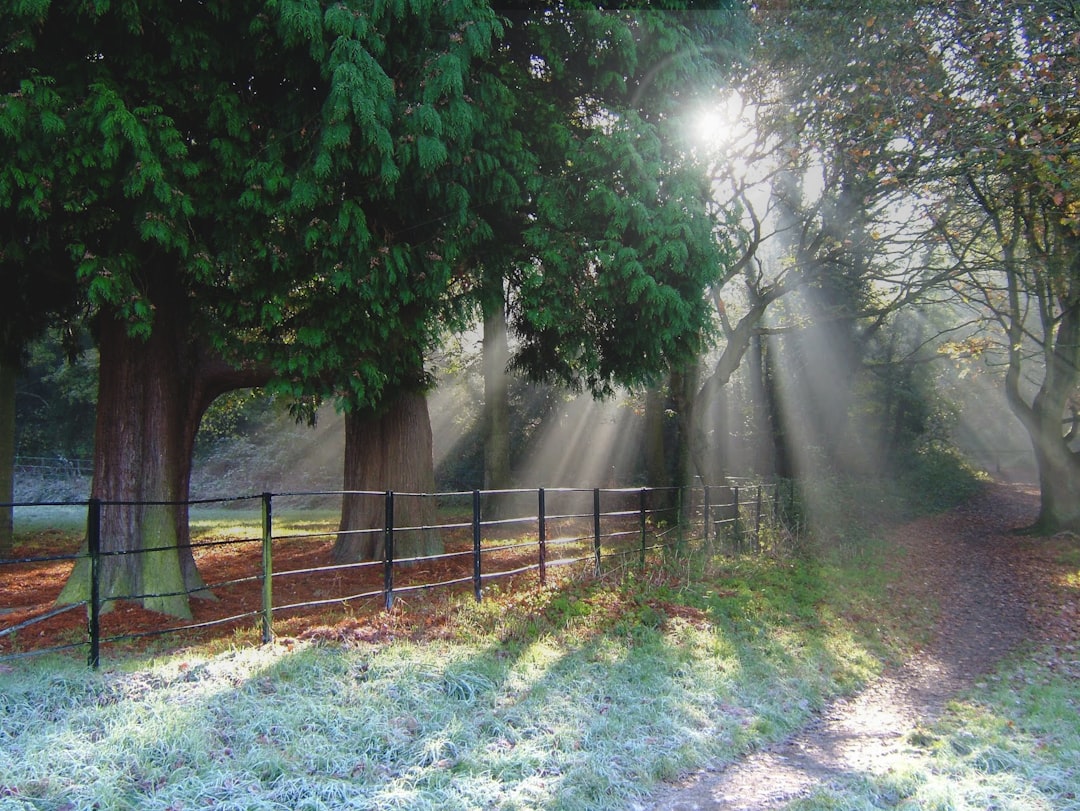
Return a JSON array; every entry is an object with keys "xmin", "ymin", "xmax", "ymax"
[{"xmin": 645, "ymin": 482, "xmax": 1074, "ymax": 810}]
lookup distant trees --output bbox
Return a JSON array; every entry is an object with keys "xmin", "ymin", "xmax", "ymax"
[
  {"xmin": 912, "ymin": 1, "xmax": 1080, "ymax": 530},
  {"xmin": 731, "ymin": 0, "xmax": 1080, "ymax": 530}
]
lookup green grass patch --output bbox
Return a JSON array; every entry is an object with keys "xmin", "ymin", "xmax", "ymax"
[
  {"xmin": 0, "ymin": 529, "xmax": 910, "ymax": 810},
  {"xmin": 788, "ymin": 645, "xmax": 1080, "ymax": 811}
]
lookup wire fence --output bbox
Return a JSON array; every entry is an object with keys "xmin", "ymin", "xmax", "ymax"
[
  {"xmin": 1, "ymin": 481, "xmax": 799, "ymax": 668},
  {"xmin": 13, "ymin": 456, "xmax": 93, "ymax": 479}
]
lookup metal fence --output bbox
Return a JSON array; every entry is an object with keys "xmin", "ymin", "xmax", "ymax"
[
  {"xmin": 13, "ymin": 456, "xmax": 93, "ymax": 479},
  {"xmin": 1, "ymin": 481, "xmax": 798, "ymax": 668}
]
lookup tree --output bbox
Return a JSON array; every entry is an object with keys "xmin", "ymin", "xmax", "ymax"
[
  {"xmin": 916, "ymin": 1, "xmax": 1080, "ymax": 530},
  {"xmin": 737, "ymin": 0, "xmax": 1080, "ymax": 532},
  {"xmin": 329, "ymin": 2, "xmax": 749, "ymax": 562},
  {"xmin": 0, "ymin": 357, "xmax": 13, "ymax": 557},
  {"xmin": 679, "ymin": 0, "xmax": 968, "ymax": 494},
  {"xmin": 2, "ymin": 1, "xmax": 501, "ymax": 615}
]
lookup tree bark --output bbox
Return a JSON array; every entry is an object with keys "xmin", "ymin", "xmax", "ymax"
[
  {"xmin": 57, "ymin": 304, "xmax": 203, "ymax": 617},
  {"xmin": 669, "ymin": 365, "xmax": 698, "ymax": 523},
  {"xmin": 643, "ymin": 386, "xmax": 668, "ymax": 486},
  {"xmin": 56, "ymin": 288, "xmax": 272, "ymax": 617},
  {"xmin": 1005, "ymin": 293, "xmax": 1080, "ymax": 532},
  {"xmin": 747, "ymin": 331, "xmax": 775, "ymax": 477},
  {"xmin": 0, "ymin": 356, "xmax": 15, "ymax": 557},
  {"xmin": 334, "ymin": 388, "xmax": 441, "ymax": 562}
]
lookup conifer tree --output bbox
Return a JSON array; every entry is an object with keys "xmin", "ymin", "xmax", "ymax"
[{"xmin": 2, "ymin": 0, "xmax": 500, "ymax": 615}]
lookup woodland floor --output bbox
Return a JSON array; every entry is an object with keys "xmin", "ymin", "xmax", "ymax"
[{"xmin": 643, "ymin": 481, "xmax": 1079, "ymax": 810}]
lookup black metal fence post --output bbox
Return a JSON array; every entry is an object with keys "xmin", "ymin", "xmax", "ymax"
[
  {"xmin": 472, "ymin": 490, "xmax": 482, "ymax": 602},
  {"xmin": 639, "ymin": 488, "xmax": 647, "ymax": 569},
  {"xmin": 755, "ymin": 485, "xmax": 763, "ymax": 552},
  {"xmin": 733, "ymin": 486, "xmax": 741, "ymax": 551},
  {"xmin": 677, "ymin": 486, "xmax": 684, "ymax": 553},
  {"xmin": 593, "ymin": 488, "xmax": 602, "ymax": 576},
  {"xmin": 538, "ymin": 488, "xmax": 547, "ymax": 586},
  {"xmin": 384, "ymin": 491, "xmax": 395, "ymax": 611},
  {"xmin": 703, "ymin": 484, "xmax": 711, "ymax": 545},
  {"xmin": 261, "ymin": 492, "xmax": 273, "ymax": 644},
  {"xmin": 87, "ymin": 497, "xmax": 101, "ymax": 669}
]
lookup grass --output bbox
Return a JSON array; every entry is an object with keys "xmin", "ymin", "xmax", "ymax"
[
  {"xmin": 4, "ymin": 463, "xmax": 1073, "ymax": 810},
  {"xmin": 786, "ymin": 645, "xmax": 1080, "ymax": 810},
  {"xmin": 0, "ymin": 530, "xmax": 900, "ymax": 810}
]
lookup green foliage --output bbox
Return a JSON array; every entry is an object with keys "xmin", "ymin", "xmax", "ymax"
[
  {"xmin": 472, "ymin": 4, "xmax": 747, "ymax": 396},
  {"xmin": 15, "ymin": 330, "xmax": 97, "ymax": 458},
  {"xmin": 1, "ymin": 0, "xmax": 505, "ymax": 412},
  {"xmin": 194, "ymin": 390, "xmax": 279, "ymax": 452},
  {"xmin": 894, "ymin": 442, "xmax": 986, "ymax": 515}
]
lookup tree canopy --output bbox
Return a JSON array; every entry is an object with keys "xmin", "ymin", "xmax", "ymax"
[
  {"xmin": 2, "ymin": 0, "xmax": 505, "ymax": 614},
  {"xmin": 3, "ymin": 1, "xmax": 752, "ymax": 607}
]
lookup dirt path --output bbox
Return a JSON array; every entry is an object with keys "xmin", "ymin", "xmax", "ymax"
[{"xmin": 645, "ymin": 481, "xmax": 1045, "ymax": 811}]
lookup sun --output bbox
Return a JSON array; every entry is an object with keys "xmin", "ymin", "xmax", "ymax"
[
  {"xmin": 693, "ymin": 107, "xmax": 729, "ymax": 144},
  {"xmin": 688, "ymin": 91, "xmax": 750, "ymax": 154}
]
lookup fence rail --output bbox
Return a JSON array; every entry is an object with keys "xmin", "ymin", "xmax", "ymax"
[{"xmin": 1, "ymin": 481, "xmax": 799, "ymax": 668}]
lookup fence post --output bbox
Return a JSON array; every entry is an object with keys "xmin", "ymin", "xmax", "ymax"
[
  {"xmin": 87, "ymin": 498, "xmax": 101, "ymax": 669},
  {"xmin": 734, "ymin": 488, "xmax": 743, "ymax": 552},
  {"xmin": 755, "ymin": 485, "xmax": 763, "ymax": 553},
  {"xmin": 677, "ymin": 486, "xmax": 684, "ymax": 553},
  {"xmin": 639, "ymin": 488, "xmax": 647, "ymax": 569},
  {"xmin": 730, "ymin": 485, "xmax": 738, "ymax": 557},
  {"xmin": 703, "ymin": 484, "xmax": 711, "ymax": 546},
  {"xmin": 538, "ymin": 488, "xmax": 546, "ymax": 587},
  {"xmin": 261, "ymin": 492, "xmax": 273, "ymax": 644},
  {"xmin": 384, "ymin": 491, "xmax": 395, "ymax": 611},
  {"xmin": 472, "ymin": 490, "xmax": 482, "ymax": 602},
  {"xmin": 593, "ymin": 488, "xmax": 602, "ymax": 576}
]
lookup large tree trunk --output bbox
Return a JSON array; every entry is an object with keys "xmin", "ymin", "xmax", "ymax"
[
  {"xmin": 334, "ymin": 389, "xmax": 441, "ymax": 562},
  {"xmin": 57, "ymin": 306, "xmax": 205, "ymax": 618},
  {"xmin": 668, "ymin": 365, "xmax": 698, "ymax": 523},
  {"xmin": 643, "ymin": 386, "xmax": 668, "ymax": 486},
  {"xmin": 764, "ymin": 335, "xmax": 792, "ymax": 479},
  {"xmin": 0, "ymin": 356, "xmax": 15, "ymax": 557},
  {"xmin": 57, "ymin": 291, "xmax": 271, "ymax": 617},
  {"xmin": 643, "ymin": 383, "xmax": 679, "ymax": 517},
  {"xmin": 1006, "ymin": 305, "xmax": 1080, "ymax": 532},
  {"xmin": 1000, "ymin": 233, "xmax": 1080, "ymax": 533},
  {"xmin": 747, "ymin": 331, "xmax": 775, "ymax": 477},
  {"xmin": 1028, "ymin": 425, "xmax": 1080, "ymax": 532}
]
